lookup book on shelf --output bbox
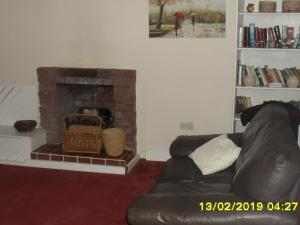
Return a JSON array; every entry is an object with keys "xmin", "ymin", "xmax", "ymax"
[
  {"xmin": 282, "ymin": 25, "xmax": 288, "ymax": 40},
  {"xmin": 235, "ymin": 96, "xmax": 253, "ymax": 114},
  {"xmin": 291, "ymin": 67, "xmax": 300, "ymax": 80},
  {"xmin": 239, "ymin": 24, "xmax": 300, "ymax": 49},
  {"xmin": 242, "ymin": 26, "xmax": 249, "ymax": 47},
  {"xmin": 255, "ymin": 67, "xmax": 268, "ymax": 86},
  {"xmin": 237, "ymin": 60, "xmax": 243, "ymax": 86},
  {"xmin": 249, "ymin": 23, "xmax": 255, "ymax": 47},
  {"xmin": 275, "ymin": 68, "xmax": 286, "ymax": 86},
  {"xmin": 239, "ymin": 27, "xmax": 243, "ymax": 48},
  {"xmin": 262, "ymin": 66, "xmax": 272, "ymax": 84},
  {"xmin": 295, "ymin": 26, "xmax": 300, "ymax": 48},
  {"xmin": 237, "ymin": 65, "xmax": 300, "ymax": 88}
]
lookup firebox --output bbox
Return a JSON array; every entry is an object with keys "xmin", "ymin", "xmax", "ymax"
[{"xmin": 37, "ymin": 67, "xmax": 136, "ymax": 154}]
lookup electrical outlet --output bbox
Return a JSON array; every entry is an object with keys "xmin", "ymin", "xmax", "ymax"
[{"xmin": 180, "ymin": 121, "xmax": 194, "ymax": 131}]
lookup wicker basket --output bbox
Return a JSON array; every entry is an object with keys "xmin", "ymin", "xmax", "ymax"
[
  {"xmin": 102, "ymin": 128, "xmax": 126, "ymax": 157},
  {"xmin": 259, "ymin": 1, "xmax": 277, "ymax": 12},
  {"xmin": 282, "ymin": 0, "xmax": 300, "ymax": 12},
  {"xmin": 63, "ymin": 114, "xmax": 103, "ymax": 154}
]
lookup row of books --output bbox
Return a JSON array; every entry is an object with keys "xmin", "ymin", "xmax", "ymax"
[
  {"xmin": 236, "ymin": 96, "xmax": 253, "ymax": 113},
  {"xmin": 239, "ymin": 24, "xmax": 300, "ymax": 48},
  {"xmin": 237, "ymin": 65, "xmax": 300, "ymax": 87}
]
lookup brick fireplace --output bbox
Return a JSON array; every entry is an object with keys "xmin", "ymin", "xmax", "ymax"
[{"xmin": 37, "ymin": 67, "xmax": 136, "ymax": 155}]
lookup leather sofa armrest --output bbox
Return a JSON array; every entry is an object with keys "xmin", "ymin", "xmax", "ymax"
[
  {"xmin": 170, "ymin": 133, "xmax": 243, "ymax": 157},
  {"xmin": 127, "ymin": 193, "xmax": 297, "ymax": 225}
]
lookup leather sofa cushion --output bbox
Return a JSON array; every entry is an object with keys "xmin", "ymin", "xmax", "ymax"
[
  {"xmin": 170, "ymin": 133, "xmax": 243, "ymax": 157},
  {"xmin": 150, "ymin": 180, "xmax": 232, "ymax": 194},
  {"xmin": 157, "ymin": 157, "xmax": 235, "ymax": 183},
  {"xmin": 157, "ymin": 157, "xmax": 203, "ymax": 183},
  {"xmin": 233, "ymin": 104, "xmax": 300, "ymax": 202},
  {"xmin": 127, "ymin": 193, "xmax": 298, "ymax": 225},
  {"xmin": 154, "ymin": 157, "xmax": 235, "ymax": 194}
]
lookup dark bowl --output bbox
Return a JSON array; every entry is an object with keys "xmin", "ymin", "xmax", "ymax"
[{"xmin": 14, "ymin": 120, "xmax": 37, "ymax": 132}]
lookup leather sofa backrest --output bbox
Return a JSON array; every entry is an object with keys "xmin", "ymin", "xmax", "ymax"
[
  {"xmin": 233, "ymin": 104, "xmax": 300, "ymax": 202},
  {"xmin": 169, "ymin": 133, "xmax": 243, "ymax": 157}
]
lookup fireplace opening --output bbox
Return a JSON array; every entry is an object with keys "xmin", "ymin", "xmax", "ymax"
[{"xmin": 56, "ymin": 83, "xmax": 116, "ymax": 137}]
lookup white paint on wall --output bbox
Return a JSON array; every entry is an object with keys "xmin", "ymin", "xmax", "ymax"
[
  {"xmin": 0, "ymin": 84, "xmax": 39, "ymax": 126},
  {"xmin": 0, "ymin": 0, "xmax": 237, "ymax": 155},
  {"xmin": 145, "ymin": 149, "xmax": 170, "ymax": 161}
]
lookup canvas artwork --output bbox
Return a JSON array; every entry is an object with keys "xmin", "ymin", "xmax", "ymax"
[{"xmin": 149, "ymin": 0, "xmax": 226, "ymax": 38}]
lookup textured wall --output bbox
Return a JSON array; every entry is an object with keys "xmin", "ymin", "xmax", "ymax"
[{"xmin": 0, "ymin": 0, "xmax": 237, "ymax": 157}]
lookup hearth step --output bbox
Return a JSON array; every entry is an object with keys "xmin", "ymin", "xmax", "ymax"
[{"xmin": 30, "ymin": 144, "xmax": 139, "ymax": 174}]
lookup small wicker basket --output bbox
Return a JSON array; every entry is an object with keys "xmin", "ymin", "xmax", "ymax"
[
  {"xmin": 282, "ymin": 0, "xmax": 300, "ymax": 12},
  {"xmin": 102, "ymin": 128, "xmax": 126, "ymax": 157},
  {"xmin": 259, "ymin": 1, "xmax": 277, "ymax": 12}
]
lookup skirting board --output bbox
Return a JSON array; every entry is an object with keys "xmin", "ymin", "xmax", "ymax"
[
  {"xmin": 0, "ymin": 155, "xmax": 140, "ymax": 175},
  {"xmin": 145, "ymin": 150, "xmax": 170, "ymax": 162}
]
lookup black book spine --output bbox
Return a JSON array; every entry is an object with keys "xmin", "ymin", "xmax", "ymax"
[{"xmin": 274, "ymin": 25, "xmax": 283, "ymax": 48}]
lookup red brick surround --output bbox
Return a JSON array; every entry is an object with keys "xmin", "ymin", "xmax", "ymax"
[{"xmin": 37, "ymin": 67, "xmax": 136, "ymax": 153}]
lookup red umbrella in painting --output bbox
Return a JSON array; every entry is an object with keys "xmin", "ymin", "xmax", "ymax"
[{"xmin": 174, "ymin": 11, "xmax": 184, "ymax": 19}]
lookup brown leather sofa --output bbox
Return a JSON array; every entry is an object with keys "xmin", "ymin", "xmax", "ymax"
[{"xmin": 127, "ymin": 103, "xmax": 300, "ymax": 225}]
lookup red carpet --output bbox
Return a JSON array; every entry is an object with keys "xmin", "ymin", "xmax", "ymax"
[{"xmin": 0, "ymin": 160, "xmax": 164, "ymax": 225}]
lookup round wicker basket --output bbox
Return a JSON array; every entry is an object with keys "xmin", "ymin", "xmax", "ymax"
[{"xmin": 102, "ymin": 128, "xmax": 126, "ymax": 157}]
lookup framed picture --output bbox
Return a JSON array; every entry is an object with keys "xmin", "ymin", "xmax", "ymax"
[{"xmin": 149, "ymin": 0, "xmax": 226, "ymax": 38}]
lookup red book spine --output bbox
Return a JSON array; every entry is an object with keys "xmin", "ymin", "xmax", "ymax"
[
  {"xmin": 262, "ymin": 68, "xmax": 273, "ymax": 83},
  {"xmin": 255, "ymin": 27, "xmax": 259, "ymax": 46}
]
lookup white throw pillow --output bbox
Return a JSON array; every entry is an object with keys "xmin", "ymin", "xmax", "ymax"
[{"xmin": 189, "ymin": 134, "xmax": 241, "ymax": 175}]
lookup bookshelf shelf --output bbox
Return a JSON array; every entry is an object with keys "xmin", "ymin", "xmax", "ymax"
[
  {"xmin": 234, "ymin": 0, "xmax": 300, "ymax": 133},
  {"xmin": 238, "ymin": 47, "xmax": 300, "ymax": 51},
  {"xmin": 236, "ymin": 86, "xmax": 300, "ymax": 91},
  {"xmin": 239, "ymin": 12, "xmax": 300, "ymax": 15}
]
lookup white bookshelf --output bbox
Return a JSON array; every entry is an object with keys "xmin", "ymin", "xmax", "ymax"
[
  {"xmin": 239, "ymin": 12, "xmax": 300, "ymax": 15},
  {"xmin": 238, "ymin": 47, "xmax": 300, "ymax": 51},
  {"xmin": 234, "ymin": 0, "xmax": 300, "ymax": 133}
]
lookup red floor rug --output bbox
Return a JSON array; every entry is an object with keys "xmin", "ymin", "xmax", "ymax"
[{"xmin": 0, "ymin": 159, "xmax": 165, "ymax": 225}]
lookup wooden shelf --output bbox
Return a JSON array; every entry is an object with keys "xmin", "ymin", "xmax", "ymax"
[{"xmin": 236, "ymin": 86, "xmax": 300, "ymax": 91}]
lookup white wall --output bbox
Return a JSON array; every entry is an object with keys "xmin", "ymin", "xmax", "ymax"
[{"xmin": 0, "ymin": 0, "xmax": 237, "ymax": 157}]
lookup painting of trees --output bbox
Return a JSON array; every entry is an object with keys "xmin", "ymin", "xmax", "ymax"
[
  {"xmin": 149, "ymin": 0, "xmax": 226, "ymax": 38},
  {"xmin": 149, "ymin": 0, "xmax": 184, "ymax": 29}
]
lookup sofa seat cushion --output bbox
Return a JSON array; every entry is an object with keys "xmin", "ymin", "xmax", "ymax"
[
  {"xmin": 127, "ymin": 193, "xmax": 298, "ymax": 225},
  {"xmin": 157, "ymin": 157, "xmax": 235, "ymax": 183},
  {"xmin": 153, "ymin": 157, "xmax": 235, "ymax": 194},
  {"xmin": 150, "ymin": 179, "xmax": 232, "ymax": 194}
]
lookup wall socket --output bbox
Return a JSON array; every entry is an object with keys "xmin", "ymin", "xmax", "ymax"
[{"xmin": 180, "ymin": 121, "xmax": 194, "ymax": 131}]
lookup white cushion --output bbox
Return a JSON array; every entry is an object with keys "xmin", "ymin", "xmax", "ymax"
[{"xmin": 189, "ymin": 134, "xmax": 241, "ymax": 175}]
